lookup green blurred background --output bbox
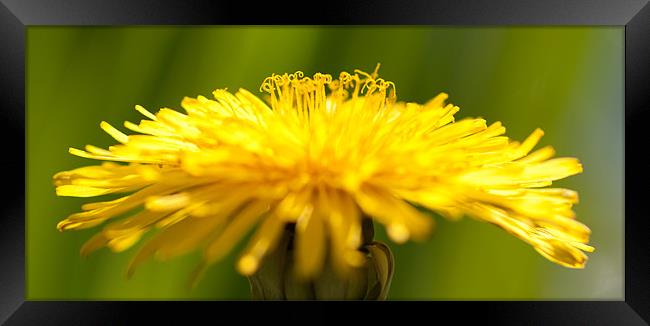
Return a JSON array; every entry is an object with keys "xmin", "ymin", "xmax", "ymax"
[{"xmin": 26, "ymin": 26, "xmax": 623, "ymax": 300}]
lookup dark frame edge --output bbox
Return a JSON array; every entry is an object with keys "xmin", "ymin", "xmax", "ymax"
[
  {"xmin": 625, "ymin": 0, "xmax": 650, "ymax": 324},
  {"xmin": 0, "ymin": 0, "xmax": 648, "ymax": 325},
  {"xmin": 0, "ymin": 1, "xmax": 25, "ymax": 325}
]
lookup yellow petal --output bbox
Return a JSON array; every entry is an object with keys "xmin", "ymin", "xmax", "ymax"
[
  {"xmin": 204, "ymin": 200, "xmax": 271, "ymax": 264},
  {"xmin": 100, "ymin": 121, "xmax": 129, "ymax": 144},
  {"xmin": 293, "ymin": 204, "xmax": 325, "ymax": 279}
]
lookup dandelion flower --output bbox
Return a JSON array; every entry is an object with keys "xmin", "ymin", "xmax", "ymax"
[{"xmin": 55, "ymin": 65, "xmax": 594, "ymax": 288}]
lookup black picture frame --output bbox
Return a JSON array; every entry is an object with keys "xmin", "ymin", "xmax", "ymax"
[{"xmin": 2, "ymin": 0, "xmax": 648, "ymax": 324}]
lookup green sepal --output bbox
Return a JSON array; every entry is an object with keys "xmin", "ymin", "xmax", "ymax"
[{"xmin": 247, "ymin": 222, "xmax": 395, "ymax": 300}]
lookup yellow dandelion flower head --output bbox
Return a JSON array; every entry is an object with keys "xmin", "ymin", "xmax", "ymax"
[{"xmin": 54, "ymin": 65, "xmax": 594, "ymax": 282}]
